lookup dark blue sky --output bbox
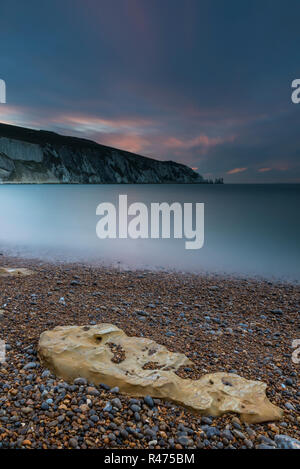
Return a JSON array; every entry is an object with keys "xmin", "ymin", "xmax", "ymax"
[{"xmin": 0, "ymin": 0, "xmax": 300, "ymax": 182}]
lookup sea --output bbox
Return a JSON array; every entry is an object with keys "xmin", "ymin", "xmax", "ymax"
[{"xmin": 0, "ymin": 184, "xmax": 299, "ymax": 282}]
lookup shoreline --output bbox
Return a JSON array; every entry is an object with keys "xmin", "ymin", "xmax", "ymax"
[
  {"xmin": 0, "ymin": 255, "xmax": 299, "ymax": 449},
  {"xmin": 1, "ymin": 250, "xmax": 299, "ymax": 287}
]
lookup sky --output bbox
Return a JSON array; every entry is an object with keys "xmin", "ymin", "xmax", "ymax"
[{"xmin": 0, "ymin": 0, "xmax": 300, "ymax": 183}]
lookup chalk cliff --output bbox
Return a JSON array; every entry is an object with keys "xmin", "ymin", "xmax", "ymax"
[{"xmin": 0, "ymin": 123, "xmax": 205, "ymax": 184}]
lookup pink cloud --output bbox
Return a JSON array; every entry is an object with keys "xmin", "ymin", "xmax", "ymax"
[
  {"xmin": 51, "ymin": 113, "xmax": 236, "ymax": 160},
  {"xmin": 97, "ymin": 134, "xmax": 150, "ymax": 154},
  {"xmin": 164, "ymin": 134, "xmax": 235, "ymax": 150},
  {"xmin": 0, "ymin": 104, "xmax": 55, "ymax": 129},
  {"xmin": 276, "ymin": 166, "xmax": 289, "ymax": 171},
  {"xmin": 53, "ymin": 113, "xmax": 153, "ymax": 134},
  {"xmin": 227, "ymin": 167, "xmax": 248, "ymax": 175},
  {"xmin": 0, "ymin": 106, "xmax": 237, "ymax": 171},
  {"xmin": 0, "ymin": 105, "xmax": 32, "ymax": 126},
  {"xmin": 258, "ymin": 167, "xmax": 271, "ymax": 173}
]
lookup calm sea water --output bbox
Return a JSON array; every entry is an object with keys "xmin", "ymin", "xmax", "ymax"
[{"xmin": 0, "ymin": 184, "xmax": 299, "ymax": 282}]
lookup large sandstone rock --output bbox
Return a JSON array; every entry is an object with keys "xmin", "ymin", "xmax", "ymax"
[
  {"xmin": 0, "ymin": 267, "xmax": 34, "ymax": 277},
  {"xmin": 38, "ymin": 324, "xmax": 283, "ymax": 423}
]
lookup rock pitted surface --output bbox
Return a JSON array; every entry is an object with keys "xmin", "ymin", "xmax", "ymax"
[
  {"xmin": 38, "ymin": 323, "xmax": 283, "ymax": 423},
  {"xmin": 0, "ymin": 123, "xmax": 205, "ymax": 183}
]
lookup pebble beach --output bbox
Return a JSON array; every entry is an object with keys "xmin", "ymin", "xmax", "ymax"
[{"xmin": 0, "ymin": 255, "xmax": 299, "ymax": 450}]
